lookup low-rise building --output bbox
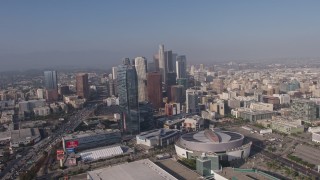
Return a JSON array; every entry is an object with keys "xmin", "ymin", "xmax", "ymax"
[
  {"xmin": 308, "ymin": 126, "xmax": 320, "ymax": 133},
  {"xmin": 258, "ymin": 119, "xmax": 304, "ymax": 135},
  {"xmin": 18, "ymin": 99, "xmax": 46, "ymax": 118},
  {"xmin": 136, "ymin": 128, "xmax": 180, "ymax": 148},
  {"xmin": 64, "ymin": 95, "xmax": 86, "ymax": 109},
  {"xmin": 259, "ymin": 129, "xmax": 272, "ymax": 134},
  {"xmin": 250, "ymin": 102, "xmax": 273, "ymax": 111},
  {"xmin": 183, "ymin": 115, "xmax": 205, "ymax": 131},
  {"xmin": 33, "ymin": 106, "xmax": 50, "ymax": 116},
  {"xmin": 163, "ymin": 119, "xmax": 185, "ymax": 129},
  {"xmin": 165, "ymin": 103, "xmax": 181, "ymax": 116},
  {"xmin": 10, "ymin": 128, "xmax": 41, "ymax": 147},
  {"xmin": 312, "ymin": 132, "xmax": 320, "ymax": 143},
  {"xmin": 273, "ymin": 94, "xmax": 290, "ymax": 104},
  {"xmin": 62, "ymin": 129, "xmax": 121, "ymax": 151},
  {"xmin": 201, "ymin": 110, "xmax": 216, "ymax": 121},
  {"xmin": 232, "ymin": 108, "xmax": 274, "ymax": 122},
  {"xmin": 228, "ymin": 99, "xmax": 241, "ymax": 109},
  {"xmin": 0, "ymin": 110, "xmax": 14, "ymax": 124}
]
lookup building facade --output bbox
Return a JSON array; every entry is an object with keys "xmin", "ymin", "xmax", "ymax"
[
  {"xmin": 134, "ymin": 57, "xmax": 148, "ymax": 102},
  {"xmin": 158, "ymin": 44, "xmax": 167, "ymax": 86},
  {"xmin": 117, "ymin": 62, "xmax": 140, "ymax": 134},
  {"xmin": 186, "ymin": 89, "xmax": 201, "ymax": 114},
  {"xmin": 62, "ymin": 129, "xmax": 121, "ymax": 151},
  {"xmin": 44, "ymin": 71, "xmax": 58, "ymax": 90},
  {"xmin": 136, "ymin": 128, "xmax": 180, "ymax": 148},
  {"xmin": 291, "ymin": 99, "xmax": 317, "ymax": 122},
  {"xmin": 76, "ymin": 73, "xmax": 90, "ymax": 99},
  {"xmin": 176, "ymin": 55, "xmax": 187, "ymax": 79},
  {"xmin": 147, "ymin": 72, "xmax": 162, "ymax": 110},
  {"xmin": 44, "ymin": 71, "xmax": 58, "ymax": 101}
]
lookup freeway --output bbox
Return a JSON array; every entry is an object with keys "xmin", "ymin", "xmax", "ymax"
[
  {"xmin": 0, "ymin": 105, "xmax": 97, "ymax": 180},
  {"xmin": 252, "ymin": 143, "xmax": 320, "ymax": 179},
  {"xmin": 0, "ymin": 148, "xmax": 31, "ymax": 180}
]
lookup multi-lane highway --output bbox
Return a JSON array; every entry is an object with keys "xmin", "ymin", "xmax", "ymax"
[{"xmin": 0, "ymin": 105, "xmax": 97, "ymax": 180}]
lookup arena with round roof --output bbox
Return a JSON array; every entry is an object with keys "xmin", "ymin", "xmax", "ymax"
[{"xmin": 175, "ymin": 129, "xmax": 252, "ymax": 161}]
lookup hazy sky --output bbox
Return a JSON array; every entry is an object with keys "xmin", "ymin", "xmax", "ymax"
[{"xmin": 1, "ymin": 0, "xmax": 320, "ymax": 71}]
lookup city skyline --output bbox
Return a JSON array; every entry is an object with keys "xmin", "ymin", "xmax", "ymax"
[
  {"xmin": 1, "ymin": 1, "xmax": 320, "ymax": 71},
  {"xmin": 3, "ymin": 1, "xmax": 320, "ymax": 179}
]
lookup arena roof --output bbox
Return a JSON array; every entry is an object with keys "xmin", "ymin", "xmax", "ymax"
[{"xmin": 181, "ymin": 129, "xmax": 244, "ymax": 144}]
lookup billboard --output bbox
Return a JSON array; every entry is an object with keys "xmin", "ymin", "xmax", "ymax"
[
  {"xmin": 66, "ymin": 148, "xmax": 75, "ymax": 153},
  {"xmin": 56, "ymin": 150, "xmax": 64, "ymax": 160},
  {"xmin": 65, "ymin": 140, "xmax": 79, "ymax": 148}
]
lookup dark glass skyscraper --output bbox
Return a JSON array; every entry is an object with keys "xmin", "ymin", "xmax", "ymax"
[
  {"xmin": 44, "ymin": 71, "xmax": 58, "ymax": 90},
  {"xmin": 44, "ymin": 70, "xmax": 58, "ymax": 101},
  {"xmin": 117, "ymin": 60, "xmax": 140, "ymax": 134},
  {"xmin": 176, "ymin": 55, "xmax": 187, "ymax": 79},
  {"xmin": 165, "ymin": 50, "xmax": 173, "ymax": 72}
]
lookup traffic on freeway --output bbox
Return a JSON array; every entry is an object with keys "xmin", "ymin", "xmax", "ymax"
[{"xmin": 0, "ymin": 104, "xmax": 97, "ymax": 180}]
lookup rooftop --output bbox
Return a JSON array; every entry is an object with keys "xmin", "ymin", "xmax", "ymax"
[
  {"xmin": 63, "ymin": 129, "xmax": 120, "ymax": 140},
  {"xmin": 137, "ymin": 129, "xmax": 179, "ymax": 140},
  {"xmin": 79, "ymin": 145, "xmax": 127, "ymax": 162},
  {"xmin": 237, "ymin": 108, "xmax": 274, "ymax": 115},
  {"xmin": 87, "ymin": 159, "xmax": 177, "ymax": 180},
  {"xmin": 11, "ymin": 128, "xmax": 40, "ymax": 143}
]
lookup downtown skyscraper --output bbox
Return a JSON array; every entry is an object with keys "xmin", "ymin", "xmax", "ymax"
[
  {"xmin": 134, "ymin": 57, "xmax": 147, "ymax": 102},
  {"xmin": 147, "ymin": 72, "xmax": 163, "ymax": 110},
  {"xmin": 76, "ymin": 73, "xmax": 89, "ymax": 99},
  {"xmin": 158, "ymin": 44, "xmax": 166, "ymax": 86},
  {"xmin": 44, "ymin": 71, "xmax": 58, "ymax": 90},
  {"xmin": 117, "ymin": 59, "xmax": 140, "ymax": 134},
  {"xmin": 176, "ymin": 55, "xmax": 187, "ymax": 79},
  {"xmin": 44, "ymin": 70, "xmax": 58, "ymax": 101}
]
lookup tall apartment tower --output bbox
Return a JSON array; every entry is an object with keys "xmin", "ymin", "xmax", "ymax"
[
  {"xmin": 112, "ymin": 67, "xmax": 118, "ymax": 79},
  {"xmin": 176, "ymin": 55, "xmax": 187, "ymax": 79},
  {"xmin": 147, "ymin": 72, "xmax": 163, "ymax": 110},
  {"xmin": 134, "ymin": 57, "xmax": 147, "ymax": 102},
  {"xmin": 186, "ymin": 89, "xmax": 200, "ymax": 114},
  {"xmin": 117, "ymin": 61, "xmax": 140, "ymax": 134},
  {"xmin": 158, "ymin": 44, "xmax": 167, "ymax": 86},
  {"xmin": 44, "ymin": 70, "xmax": 58, "ymax": 101},
  {"xmin": 76, "ymin": 73, "xmax": 89, "ymax": 99}
]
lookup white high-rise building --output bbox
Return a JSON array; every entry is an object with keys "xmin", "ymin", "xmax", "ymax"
[
  {"xmin": 134, "ymin": 57, "xmax": 147, "ymax": 102},
  {"xmin": 158, "ymin": 44, "xmax": 166, "ymax": 85},
  {"xmin": 190, "ymin": 65, "xmax": 195, "ymax": 75},
  {"xmin": 37, "ymin": 89, "xmax": 45, "ymax": 99},
  {"xmin": 112, "ymin": 67, "xmax": 118, "ymax": 80},
  {"xmin": 172, "ymin": 53, "xmax": 177, "ymax": 73},
  {"xmin": 176, "ymin": 55, "xmax": 187, "ymax": 79}
]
